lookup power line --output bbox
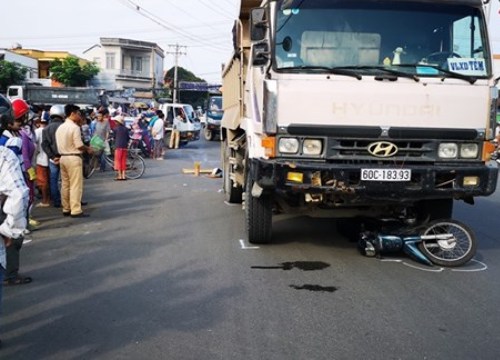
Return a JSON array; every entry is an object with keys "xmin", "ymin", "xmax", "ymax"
[
  {"xmin": 161, "ymin": 0, "xmax": 227, "ymax": 32},
  {"xmin": 0, "ymin": 22, "xmax": 230, "ymax": 42},
  {"xmin": 116, "ymin": 0, "xmax": 229, "ymax": 51},
  {"xmin": 198, "ymin": 0, "xmax": 235, "ymax": 19}
]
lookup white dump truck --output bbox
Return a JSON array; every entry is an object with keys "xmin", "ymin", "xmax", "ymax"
[{"xmin": 221, "ymin": 0, "xmax": 499, "ymax": 244}]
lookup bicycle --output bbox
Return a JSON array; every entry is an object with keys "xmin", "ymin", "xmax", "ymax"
[{"xmin": 83, "ymin": 148, "xmax": 145, "ymax": 180}]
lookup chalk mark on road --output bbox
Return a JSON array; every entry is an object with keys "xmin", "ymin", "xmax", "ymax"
[
  {"xmin": 380, "ymin": 258, "xmax": 487, "ymax": 273},
  {"xmin": 239, "ymin": 239, "xmax": 259, "ymax": 250}
]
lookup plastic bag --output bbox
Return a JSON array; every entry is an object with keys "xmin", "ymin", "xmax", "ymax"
[
  {"xmin": 104, "ymin": 140, "xmax": 111, "ymax": 155},
  {"xmin": 90, "ymin": 135, "xmax": 105, "ymax": 151}
]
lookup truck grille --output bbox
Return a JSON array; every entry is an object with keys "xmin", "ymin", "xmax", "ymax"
[{"xmin": 327, "ymin": 139, "xmax": 436, "ymax": 163}]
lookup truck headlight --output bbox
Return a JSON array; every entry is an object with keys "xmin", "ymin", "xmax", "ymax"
[
  {"xmin": 438, "ymin": 143, "xmax": 458, "ymax": 159},
  {"xmin": 303, "ymin": 139, "xmax": 323, "ymax": 155},
  {"xmin": 460, "ymin": 143, "xmax": 479, "ymax": 159},
  {"xmin": 279, "ymin": 138, "xmax": 299, "ymax": 154}
]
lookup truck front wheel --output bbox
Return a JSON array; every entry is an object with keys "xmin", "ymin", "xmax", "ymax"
[
  {"xmin": 245, "ymin": 174, "xmax": 272, "ymax": 244},
  {"xmin": 204, "ymin": 126, "xmax": 214, "ymax": 141}
]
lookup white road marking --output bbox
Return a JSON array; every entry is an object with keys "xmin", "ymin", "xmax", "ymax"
[
  {"xmin": 239, "ymin": 239, "xmax": 259, "ymax": 250},
  {"xmin": 224, "ymin": 201, "xmax": 241, "ymax": 206},
  {"xmin": 451, "ymin": 259, "xmax": 488, "ymax": 273},
  {"xmin": 379, "ymin": 257, "xmax": 487, "ymax": 273},
  {"xmin": 402, "ymin": 262, "xmax": 445, "ymax": 272}
]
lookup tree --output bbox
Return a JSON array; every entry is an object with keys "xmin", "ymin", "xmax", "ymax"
[
  {"xmin": 50, "ymin": 56, "xmax": 99, "ymax": 87},
  {"xmin": 164, "ymin": 66, "xmax": 208, "ymax": 107},
  {"xmin": 0, "ymin": 60, "xmax": 28, "ymax": 91}
]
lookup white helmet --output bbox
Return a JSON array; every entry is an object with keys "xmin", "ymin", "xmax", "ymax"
[{"xmin": 49, "ymin": 104, "xmax": 65, "ymax": 119}]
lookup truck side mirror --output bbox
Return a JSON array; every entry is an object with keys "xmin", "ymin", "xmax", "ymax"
[
  {"xmin": 250, "ymin": 8, "xmax": 267, "ymax": 41},
  {"xmin": 252, "ymin": 42, "xmax": 270, "ymax": 66}
]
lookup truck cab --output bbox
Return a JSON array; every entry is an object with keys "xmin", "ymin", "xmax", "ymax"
[{"xmin": 203, "ymin": 94, "xmax": 223, "ymax": 141}]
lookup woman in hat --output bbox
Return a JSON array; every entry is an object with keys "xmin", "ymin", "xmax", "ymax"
[{"xmin": 113, "ymin": 115, "xmax": 128, "ymax": 180}]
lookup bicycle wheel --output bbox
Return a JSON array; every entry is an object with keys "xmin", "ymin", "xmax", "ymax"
[
  {"xmin": 125, "ymin": 154, "xmax": 145, "ymax": 179},
  {"xmin": 83, "ymin": 155, "xmax": 99, "ymax": 179},
  {"xmin": 105, "ymin": 153, "xmax": 115, "ymax": 170},
  {"xmin": 418, "ymin": 220, "xmax": 477, "ymax": 267}
]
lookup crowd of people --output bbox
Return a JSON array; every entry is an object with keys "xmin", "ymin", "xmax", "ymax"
[{"xmin": 0, "ymin": 95, "xmax": 186, "ymax": 347}]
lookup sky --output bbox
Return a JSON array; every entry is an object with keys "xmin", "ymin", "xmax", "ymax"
[{"xmin": 0, "ymin": 0, "xmax": 241, "ymax": 83}]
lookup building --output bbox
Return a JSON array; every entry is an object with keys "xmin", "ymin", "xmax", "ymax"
[
  {"xmin": 0, "ymin": 49, "xmax": 39, "ymax": 82},
  {"xmin": 9, "ymin": 47, "xmax": 88, "ymax": 85},
  {"xmin": 83, "ymin": 38, "xmax": 165, "ymax": 91}
]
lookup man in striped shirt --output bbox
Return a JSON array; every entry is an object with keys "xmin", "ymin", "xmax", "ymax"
[{"xmin": 0, "ymin": 145, "xmax": 29, "ymax": 347}]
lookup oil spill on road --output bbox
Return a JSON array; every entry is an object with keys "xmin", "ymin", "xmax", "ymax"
[
  {"xmin": 251, "ymin": 261, "xmax": 330, "ymax": 271},
  {"xmin": 289, "ymin": 284, "xmax": 338, "ymax": 293}
]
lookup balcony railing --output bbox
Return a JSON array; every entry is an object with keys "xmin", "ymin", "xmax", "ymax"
[{"xmin": 117, "ymin": 69, "xmax": 151, "ymax": 78}]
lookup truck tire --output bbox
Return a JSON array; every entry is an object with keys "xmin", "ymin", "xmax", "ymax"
[
  {"xmin": 223, "ymin": 140, "xmax": 243, "ymax": 203},
  {"xmin": 204, "ymin": 126, "xmax": 214, "ymax": 141},
  {"xmin": 245, "ymin": 175, "xmax": 272, "ymax": 244},
  {"xmin": 336, "ymin": 218, "xmax": 363, "ymax": 242},
  {"xmin": 416, "ymin": 199, "xmax": 453, "ymax": 221}
]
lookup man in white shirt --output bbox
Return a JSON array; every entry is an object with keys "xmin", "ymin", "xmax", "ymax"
[{"xmin": 152, "ymin": 110, "xmax": 165, "ymax": 160}]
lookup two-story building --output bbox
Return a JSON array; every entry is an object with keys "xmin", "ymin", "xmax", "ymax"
[
  {"xmin": 0, "ymin": 48, "xmax": 40, "ymax": 83},
  {"xmin": 83, "ymin": 38, "xmax": 164, "ymax": 91},
  {"xmin": 9, "ymin": 47, "xmax": 89, "ymax": 86}
]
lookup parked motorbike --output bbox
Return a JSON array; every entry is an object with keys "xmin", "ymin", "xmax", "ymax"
[
  {"xmin": 358, "ymin": 218, "xmax": 477, "ymax": 267},
  {"xmin": 129, "ymin": 128, "xmax": 151, "ymax": 158}
]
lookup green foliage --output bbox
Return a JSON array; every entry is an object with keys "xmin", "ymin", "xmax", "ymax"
[
  {"xmin": 0, "ymin": 60, "xmax": 28, "ymax": 91},
  {"xmin": 50, "ymin": 56, "xmax": 99, "ymax": 87},
  {"xmin": 164, "ymin": 66, "xmax": 204, "ymax": 83},
  {"xmin": 164, "ymin": 66, "xmax": 208, "ymax": 107}
]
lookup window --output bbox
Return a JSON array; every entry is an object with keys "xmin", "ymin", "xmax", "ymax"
[
  {"xmin": 131, "ymin": 56, "xmax": 142, "ymax": 72},
  {"xmin": 106, "ymin": 52, "xmax": 115, "ymax": 69},
  {"xmin": 453, "ymin": 16, "xmax": 483, "ymax": 58}
]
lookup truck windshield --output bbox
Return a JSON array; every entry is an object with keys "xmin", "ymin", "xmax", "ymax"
[
  {"xmin": 274, "ymin": 0, "xmax": 491, "ymax": 78},
  {"xmin": 208, "ymin": 96, "xmax": 223, "ymax": 115},
  {"xmin": 183, "ymin": 105, "xmax": 196, "ymax": 121}
]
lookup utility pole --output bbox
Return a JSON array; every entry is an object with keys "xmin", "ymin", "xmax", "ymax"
[{"xmin": 166, "ymin": 43, "xmax": 186, "ymax": 103}]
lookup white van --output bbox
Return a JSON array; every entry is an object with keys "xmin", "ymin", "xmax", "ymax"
[{"xmin": 159, "ymin": 103, "xmax": 201, "ymax": 145}]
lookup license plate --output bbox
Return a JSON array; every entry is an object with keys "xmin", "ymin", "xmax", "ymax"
[{"xmin": 361, "ymin": 168, "xmax": 411, "ymax": 182}]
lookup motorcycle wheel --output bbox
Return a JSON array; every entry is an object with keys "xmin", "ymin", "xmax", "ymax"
[{"xmin": 418, "ymin": 220, "xmax": 476, "ymax": 267}]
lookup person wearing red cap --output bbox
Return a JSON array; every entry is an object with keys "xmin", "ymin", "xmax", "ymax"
[{"xmin": 12, "ymin": 99, "xmax": 37, "ymax": 212}]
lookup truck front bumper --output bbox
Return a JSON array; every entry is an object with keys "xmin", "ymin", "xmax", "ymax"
[
  {"xmin": 180, "ymin": 130, "xmax": 200, "ymax": 142},
  {"xmin": 205, "ymin": 123, "xmax": 220, "ymax": 132},
  {"xmin": 249, "ymin": 158, "xmax": 498, "ymax": 202}
]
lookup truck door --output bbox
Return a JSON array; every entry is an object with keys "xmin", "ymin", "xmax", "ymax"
[{"xmin": 166, "ymin": 106, "xmax": 174, "ymax": 127}]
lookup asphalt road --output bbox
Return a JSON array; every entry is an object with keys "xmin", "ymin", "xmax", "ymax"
[{"xmin": 3, "ymin": 138, "xmax": 500, "ymax": 360}]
